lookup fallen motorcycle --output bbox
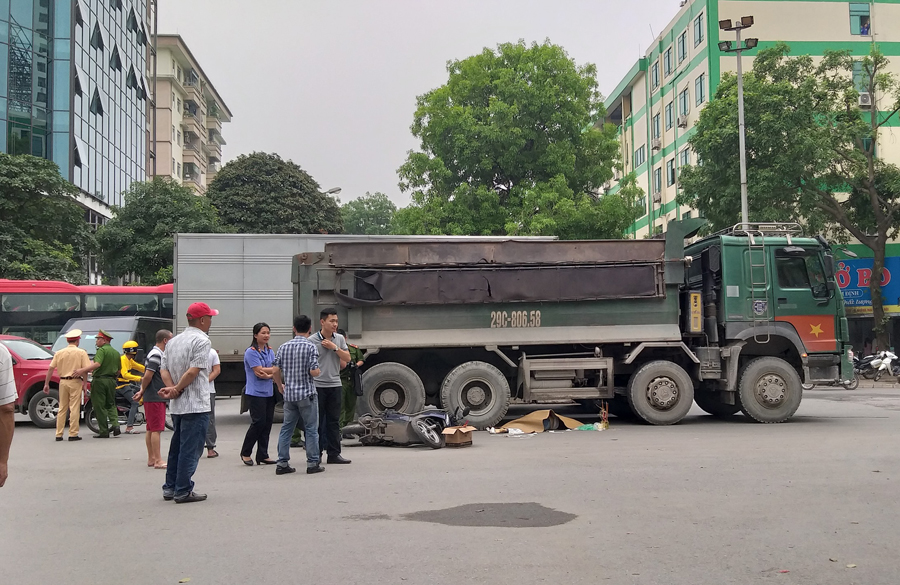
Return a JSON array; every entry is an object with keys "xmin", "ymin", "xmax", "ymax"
[{"xmin": 342, "ymin": 407, "xmax": 469, "ymax": 449}]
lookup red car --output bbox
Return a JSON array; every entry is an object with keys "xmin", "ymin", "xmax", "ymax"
[{"xmin": 0, "ymin": 335, "xmax": 62, "ymax": 428}]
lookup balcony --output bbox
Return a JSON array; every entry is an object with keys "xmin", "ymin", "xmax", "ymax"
[
  {"xmin": 206, "ymin": 114, "xmax": 222, "ymax": 134},
  {"xmin": 180, "ymin": 109, "xmax": 206, "ymax": 140},
  {"xmin": 185, "ymin": 83, "xmax": 204, "ymax": 109},
  {"xmin": 182, "ymin": 146, "xmax": 205, "ymax": 171},
  {"xmin": 204, "ymin": 139, "xmax": 221, "ymax": 161}
]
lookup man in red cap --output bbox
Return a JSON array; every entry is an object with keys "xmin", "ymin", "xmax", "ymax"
[
  {"xmin": 158, "ymin": 302, "xmax": 217, "ymax": 504},
  {"xmin": 74, "ymin": 329, "xmax": 122, "ymax": 438}
]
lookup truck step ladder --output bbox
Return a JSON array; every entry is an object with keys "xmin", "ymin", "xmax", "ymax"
[{"xmin": 728, "ymin": 223, "xmax": 803, "ymax": 344}]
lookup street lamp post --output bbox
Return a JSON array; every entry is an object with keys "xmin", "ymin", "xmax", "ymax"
[
  {"xmin": 323, "ymin": 187, "xmax": 342, "ymax": 196},
  {"xmin": 718, "ymin": 16, "xmax": 758, "ymax": 225}
]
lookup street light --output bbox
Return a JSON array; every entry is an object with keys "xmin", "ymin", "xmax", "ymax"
[
  {"xmin": 719, "ymin": 15, "xmax": 758, "ymax": 225},
  {"xmin": 323, "ymin": 187, "xmax": 342, "ymax": 195}
]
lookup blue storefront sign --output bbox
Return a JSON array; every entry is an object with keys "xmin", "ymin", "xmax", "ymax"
[{"xmin": 836, "ymin": 257, "xmax": 900, "ymax": 315}]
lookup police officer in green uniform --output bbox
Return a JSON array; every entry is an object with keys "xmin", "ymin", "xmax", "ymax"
[
  {"xmin": 338, "ymin": 329, "xmax": 365, "ymax": 429},
  {"xmin": 74, "ymin": 329, "xmax": 121, "ymax": 438}
]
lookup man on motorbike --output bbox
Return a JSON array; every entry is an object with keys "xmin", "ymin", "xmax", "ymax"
[{"xmin": 118, "ymin": 340, "xmax": 145, "ymax": 434}]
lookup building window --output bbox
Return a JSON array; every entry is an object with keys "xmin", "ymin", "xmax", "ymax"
[
  {"xmin": 694, "ymin": 13, "xmax": 704, "ymax": 46},
  {"xmin": 89, "ymin": 89, "xmax": 104, "ymax": 115},
  {"xmin": 127, "ymin": 8, "xmax": 138, "ymax": 31},
  {"xmin": 177, "ymin": 162, "xmax": 182, "ymax": 177},
  {"xmin": 663, "ymin": 48, "xmax": 673, "ymax": 77},
  {"xmin": 653, "ymin": 167, "xmax": 662, "ymax": 194},
  {"xmin": 651, "ymin": 61, "xmax": 660, "ymax": 90},
  {"xmin": 637, "ymin": 197, "xmax": 647, "ymax": 214},
  {"xmin": 635, "ymin": 145, "xmax": 646, "ymax": 167},
  {"xmin": 678, "ymin": 88, "xmax": 690, "ymax": 116},
  {"xmin": 172, "ymin": 158, "xmax": 176, "ymax": 174},
  {"xmin": 666, "ymin": 159, "xmax": 676, "ymax": 186},
  {"xmin": 695, "ymin": 73, "xmax": 706, "ymax": 105},
  {"xmin": 684, "ymin": 211, "xmax": 692, "ymax": 219},
  {"xmin": 110, "ymin": 0, "xmax": 123, "ymax": 10},
  {"xmin": 850, "ymin": 3, "xmax": 871, "ymax": 35},
  {"xmin": 678, "ymin": 31, "xmax": 687, "ymax": 63},
  {"xmin": 652, "ymin": 113, "xmax": 661, "ymax": 139},
  {"xmin": 679, "ymin": 147, "xmax": 690, "ymax": 168},
  {"xmin": 177, "ymin": 130, "xmax": 182, "ymax": 146},
  {"xmin": 177, "ymin": 98, "xmax": 182, "ymax": 110},
  {"xmin": 171, "ymin": 126, "xmax": 175, "ymax": 142},
  {"xmin": 90, "ymin": 23, "xmax": 105, "ymax": 51},
  {"xmin": 109, "ymin": 45, "xmax": 121, "ymax": 71},
  {"xmin": 665, "ymin": 102, "xmax": 674, "ymax": 130}
]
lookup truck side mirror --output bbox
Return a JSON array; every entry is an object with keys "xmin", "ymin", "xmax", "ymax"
[{"xmin": 823, "ymin": 253, "xmax": 835, "ymax": 276}]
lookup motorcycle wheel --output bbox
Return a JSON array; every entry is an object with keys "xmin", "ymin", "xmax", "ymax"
[
  {"xmin": 165, "ymin": 413, "xmax": 174, "ymax": 431},
  {"xmin": 83, "ymin": 403, "xmax": 99, "ymax": 434},
  {"xmin": 874, "ymin": 369, "xmax": 884, "ymax": 382},
  {"xmin": 863, "ymin": 369, "xmax": 876, "ymax": 380},
  {"xmin": 842, "ymin": 373, "xmax": 860, "ymax": 390},
  {"xmin": 413, "ymin": 419, "xmax": 445, "ymax": 449}
]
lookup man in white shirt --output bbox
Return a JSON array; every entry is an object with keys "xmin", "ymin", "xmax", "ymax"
[
  {"xmin": 159, "ymin": 302, "xmax": 216, "ymax": 504},
  {"xmin": 205, "ymin": 348, "xmax": 221, "ymax": 458},
  {"xmin": 0, "ymin": 343, "xmax": 17, "ymax": 487}
]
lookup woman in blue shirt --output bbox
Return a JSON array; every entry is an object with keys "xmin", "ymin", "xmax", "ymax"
[{"xmin": 240, "ymin": 323, "xmax": 278, "ymax": 465}]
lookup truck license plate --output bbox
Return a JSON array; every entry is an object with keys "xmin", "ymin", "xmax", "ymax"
[{"xmin": 490, "ymin": 310, "xmax": 542, "ymax": 328}]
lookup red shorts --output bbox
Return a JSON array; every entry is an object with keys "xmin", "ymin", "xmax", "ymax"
[{"xmin": 145, "ymin": 401, "xmax": 167, "ymax": 432}]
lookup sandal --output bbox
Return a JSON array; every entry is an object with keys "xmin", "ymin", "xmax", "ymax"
[
  {"xmin": 125, "ymin": 429, "xmax": 142, "ymax": 434},
  {"xmin": 154, "ymin": 463, "xmax": 167, "ymax": 469},
  {"xmin": 207, "ymin": 450, "xmax": 219, "ymax": 458}
]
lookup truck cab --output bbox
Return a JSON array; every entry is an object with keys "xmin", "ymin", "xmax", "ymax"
[{"xmin": 685, "ymin": 223, "xmax": 851, "ymax": 420}]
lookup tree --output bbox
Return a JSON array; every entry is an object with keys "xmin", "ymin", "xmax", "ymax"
[
  {"xmin": 0, "ymin": 154, "xmax": 94, "ymax": 283},
  {"xmin": 678, "ymin": 44, "xmax": 900, "ymax": 348},
  {"xmin": 395, "ymin": 40, "xmax": 627, "ymax": 239},
  {"xmin": 96, "ymin": 178, "xmax": 221, "ymax": 284},
  {"xmin": 340, "ymin": 191, "xmax": 397, "ymax": 235},
  {"xmin": 207, "ymin": 152, "xmax": 342, "ymax": 234}
]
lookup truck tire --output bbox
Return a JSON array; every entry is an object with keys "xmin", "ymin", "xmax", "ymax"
[
  {"xmin": 440, "ymin": 361, "xmax": 510, "ymax": 430},
  {"xmin": 28, "ymin": 389, "xmax": 59, "ymax": 428},
  {"xmin": 627, "ymin": 361, "xmax": 694, "ymax": 425},
  {"xmin": 693, "ymin": 391, "xmax": 741, "ymax": 417},
  {"xmin": 360, "ymin": 363, "xmax": 426, "ymax": 414},
  {"xmin": 737, "ymin": 357, "xmax": 802, "ymax": 423}
]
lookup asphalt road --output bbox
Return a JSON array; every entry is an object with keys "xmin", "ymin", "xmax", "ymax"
[{"xmin": 2, "ymin": 389, "xmax": 899, "ymax": 585}]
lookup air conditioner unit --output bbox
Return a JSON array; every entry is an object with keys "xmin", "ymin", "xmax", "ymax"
[
  {"xmin": 652, "ymin": 192, "xmax": 662, "ymax": 204},
  {"xmin": 677, "ymin": 115, "xmax": 688, "ymax": 128},
  {"xmin": 651, "ymin": 138, "xmax": 662, "ymax": 151},
  {"xmin": 858, "ymin": 92, "xmax": 873, "ymax": 108}
]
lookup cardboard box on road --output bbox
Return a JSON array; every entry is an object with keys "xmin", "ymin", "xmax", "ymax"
[{"xmin": 442, "ymin": 425, "xmax": 477, "ymax": 448}]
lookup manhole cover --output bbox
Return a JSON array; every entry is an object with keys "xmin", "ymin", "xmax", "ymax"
[{"xmin": 402, "ymin": 502, "xmax": 576, "ymax": 528}]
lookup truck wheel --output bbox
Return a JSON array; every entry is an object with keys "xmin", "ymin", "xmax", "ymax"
[
  {"xmin": 440, "ymin": 361, "xmax": 510, "ymax": 430},
  {"xmin": 361, "ymin": 363, "xmax": 426, "ymax": 414},
  {"xmin": 627, "ymin": 361, "xmax": 694, "ymax": 425},
  {"xmin": 693, "ymin": 391, "xmax": 741, "ymax": 417},
  {"xmin": 28, "ymin": 389, "xmax": 59, "ymax": 428},
  {"xmin": 738, "ymin": 357, "xmax": 802, "ymax": 423}
]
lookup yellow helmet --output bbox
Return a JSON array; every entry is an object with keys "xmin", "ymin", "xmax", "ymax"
[{"xmin": 123, "ymin": 340, "xmax": 139, "ymax": 351}]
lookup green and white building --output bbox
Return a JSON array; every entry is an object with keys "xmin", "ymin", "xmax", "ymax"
[{"xmin": 602, "ymin": 0, "xmax": 900, "ymax": 238}]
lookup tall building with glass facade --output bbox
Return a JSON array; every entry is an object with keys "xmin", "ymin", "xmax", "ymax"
[{"xmin": 1, "ymin": 0, "xmax": 151, "ymax": 220}]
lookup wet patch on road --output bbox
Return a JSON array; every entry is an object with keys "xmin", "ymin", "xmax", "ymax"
[{"xmin": 401, "ymin": 502, "xmax": 576, "ymax": 528}]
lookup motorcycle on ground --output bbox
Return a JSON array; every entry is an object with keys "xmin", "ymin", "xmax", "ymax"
[{"xmin": 342, "ymin": 407, "xmax": 470, "ymax": 449}]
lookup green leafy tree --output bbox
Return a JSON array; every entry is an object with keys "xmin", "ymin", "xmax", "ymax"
[
  {"xmin": 678, "ymin": 44, "xmax": 900, "ymax": 347},
  {"xmin": 395, "ymin": 40, "xmax": 625, "ymax": 239},
  {"xmin": 96, "ymin": 178, "xmax": 221, "ymax": 284},
  {"xmin": 207, "ymin": 152, "xmax": 342, "ymax": 234},
  {"xmin": 0, "ymin": 154, "xmax": 93, "ymax": 283},
  {"xmin": 340, "ymin": 191, "xmax": 397, "ymax": 235}
]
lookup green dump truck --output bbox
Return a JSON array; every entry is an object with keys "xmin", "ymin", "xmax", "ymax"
[{"xmin": 292, "ymin": 220, "xmax": 852, "ymax": 428}]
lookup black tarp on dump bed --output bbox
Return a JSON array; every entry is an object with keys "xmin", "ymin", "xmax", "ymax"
[{"xmin": 339, "ymin": 263, "xmax": 662, "ymax": 306}]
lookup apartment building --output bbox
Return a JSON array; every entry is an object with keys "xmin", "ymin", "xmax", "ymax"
[
  {"xmin": 1, "ymin": 0, "xmax": 152, "ymax": 220},
  {"xmin": 150, "ymin": 34, "xmax": 230, "ymax": 194},
  {"xmin": 603, "ymin": 0, "xmax": 900, "ymax": 239}
]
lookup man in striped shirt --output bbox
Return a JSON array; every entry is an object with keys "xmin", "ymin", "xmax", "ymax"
[
  {"xmin": 273, "ymin": 314, "xmax": 323, "ymax": 476},
  {"xmin": 0, "ymin": 343, "xmax": 16, "ymax": 487},
  {"xmin": 159, "ymin": 302, "xmax": 216, "ymax": 503}
]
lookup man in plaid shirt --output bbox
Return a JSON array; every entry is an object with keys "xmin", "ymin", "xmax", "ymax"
[{"xmin": 273, "ymin": 315, "xmax": 323, "ymax": 475}]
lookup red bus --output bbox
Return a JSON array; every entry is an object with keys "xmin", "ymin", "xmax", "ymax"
[{"xmin": 0, "ymin": 280, "xmax": 174, "ymax": 345}]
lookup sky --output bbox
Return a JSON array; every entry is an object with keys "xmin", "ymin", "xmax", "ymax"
[{"xmin": 158, "ymin": 0, "xmax": 680, "ymax": 207}]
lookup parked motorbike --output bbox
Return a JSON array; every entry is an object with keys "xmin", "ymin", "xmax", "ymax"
[
  {"xmin": 343, "ymin": 407, "xmax": 469, "ymax": 449},
  {"xmin": 82, "ymin": 384, "xmax": 174, "ymax": 434},
  {"xmin": 871, "ymin": 350, "xmax": 898, "ymax": 381}
]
